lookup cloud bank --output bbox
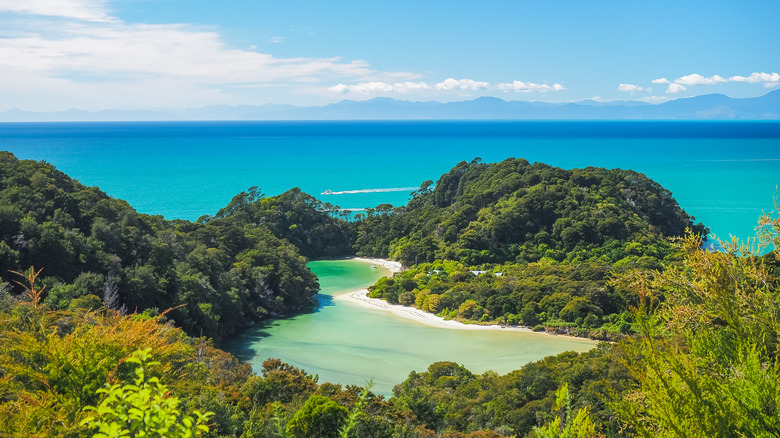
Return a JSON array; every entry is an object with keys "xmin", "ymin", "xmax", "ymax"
[
  {"xmin": 435, "ymin": 78, "xmax": 490, "ymax": 91},
  {"xmin": 497, "ymin": 81, "xmax": 565, "ymax": 93},
  {"xmin": 652, "ymin": 72, "xmax": 780, "ymax": 93},
  {"xmin": 0, "ymin": 0, "xmax": 114, "ymax": 22},
  {"xmin": 618, "ymin": 83, "xmax": 648, "ymax": 93},
  {"xmin": 330, "ymin": 81, "xmax": 431, "ymax": 94},
  {"xmin": 330, "ymin": 78, "xmax": 566, "ymax": 96},
  {"xmin": 0, "ymin": 0, "xmax": 418, "ymax": 109}
]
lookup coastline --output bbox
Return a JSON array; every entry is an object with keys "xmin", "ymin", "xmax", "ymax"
[
  {"xmin": 336, "ymin": 257, "xmax": 550, "ymax": 335},
  {"xmin": 350, "ymin": 256, "xmax": 403, "ymax": 274}
]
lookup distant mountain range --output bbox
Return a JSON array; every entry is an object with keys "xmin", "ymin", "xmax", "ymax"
[{"xmin": 3, "ymin": 90, "xmax": 780, "ymax": 121}]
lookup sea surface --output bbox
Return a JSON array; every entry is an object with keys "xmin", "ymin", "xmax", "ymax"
[
  {"xmin": 2, "ymin": 120, "xmax": 779, "ymax": 243},
  {"xmin": 224, "ymin": 259, "xmax": 597, "ymax": 396}
]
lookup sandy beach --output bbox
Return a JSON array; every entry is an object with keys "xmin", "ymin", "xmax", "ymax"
[
  {"xmin": 350, "ymin": 257, "xmax": 404, "ymax": 274},
  {"xmin": 335, "ymin": 257, "xmax": 537, "ymax": 333}
]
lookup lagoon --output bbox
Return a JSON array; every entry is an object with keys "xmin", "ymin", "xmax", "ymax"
[{"xmin": 226, "ymin": 259, "xmax": 598, "ymax": 396}]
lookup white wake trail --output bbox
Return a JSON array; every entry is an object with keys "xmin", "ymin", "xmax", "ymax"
[{"xmin": 321, "ymin": 187, "xmax": 418, "ymax": 195}]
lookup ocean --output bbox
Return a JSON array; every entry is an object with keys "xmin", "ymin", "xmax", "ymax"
[{"xmin": 2, "ymin": 120, "xmax": 779, "ymax": 243}]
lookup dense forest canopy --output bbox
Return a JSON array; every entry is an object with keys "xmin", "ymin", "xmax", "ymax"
[
  {"xmin": 2, "ymin": 150, "xmax": 777, "ymax": 437},
  {"xmin": 359, "ymin": 158, "xmax": 708, "ymax": 339},
  {"xmin": 0, "ymin": 151, "xmax": 335, "ymax": 341},
  {"xmin": 353, "ymin": 157, "xmax": 706, "ymax": 266}
]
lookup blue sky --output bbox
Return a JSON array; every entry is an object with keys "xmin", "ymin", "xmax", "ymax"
[{"xmin": 1, "ymin": 0, "xmax": 778, "ymax": 111}]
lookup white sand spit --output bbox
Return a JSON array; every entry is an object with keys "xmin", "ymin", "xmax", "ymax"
[{"xmin": 336, "ymin": 258, "xmax": 538, "ymax": 333}]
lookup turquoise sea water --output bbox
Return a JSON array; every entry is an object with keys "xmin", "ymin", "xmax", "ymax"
[
  {"xmin": 226, "ymin": 259, "xmax": 597, "ymax": 396},
  {"xmin": 2, "ymin": 120, "xmax": 779, "ymax": 242}
]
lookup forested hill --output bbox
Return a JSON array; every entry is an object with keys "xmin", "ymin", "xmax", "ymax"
[
  {"xmin": 0, "ymin": 152, "xmax": 351, "ymax": 341},
  {"xmin": 356, "ymin": 158, "xmax": 709, "ymax": 338},
  {"xmin": 355, "ymin": 157, "xmax": 707, "ymax": 266},
  {"xmin": 200, "ymin": 185, "xmax": 354, "ymax": 259}
]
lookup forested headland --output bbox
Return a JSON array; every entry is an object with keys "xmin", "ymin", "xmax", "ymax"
[
  {"xmin": 359, "ymin": 158, "xmax": 707, "ymax": 339},
  {"xmin": 1, "ymin": 151, "xmax": 778, "ymax": 437}
]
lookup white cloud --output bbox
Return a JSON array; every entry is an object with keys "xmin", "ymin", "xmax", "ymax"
[
  {"xmin": 271, "ymin": 36, "xmax": 285, "ymax": 44},
  {"xmin": 674, "ymin": 73, "xmax": 727, "ymax": 86},
  {"xmin": 331, "ymin": 78, "xmax": 566, "ymax": 95},
  {"xmin": 395, "ymin": 81, "xmax": 432, "ymax": 92},
  {"xmin": 654, "ymin": 71, "xmax": 780, "ymax": 93},
  {"xmin": 496, "ymin": 80, "xmax": 564, "ymax": 93},
  {"xmin": 329, "ymin": 81, "xmax": 430, "ymax": 94},
  {"xmin": 0, "ymin": 1, "xmax": 439, "ymax": 110},
  {"xmin": 0, "ymin": 23, "xmax": 375, "ymax": 83},
  {"xmin": 435, "ymin": 78, "xmax": 490, "ymax": 91},
  {"xmin": 0, "ymin": 0, "xmax": 115, "ymax": 22},
  {"xmin": 638, "ymin": 95, "xmax": 671, "ymax": 104},
  {"xmin": 346, "ymin": 82, "xmax": 393, "ymax": 94},
  {"xmin": 729, "ymin": 72, "xmax": 780, "ymax": 87},
  {"xmin": 618, "ymin": 83, "xmax": 647, "ymax": 93}
]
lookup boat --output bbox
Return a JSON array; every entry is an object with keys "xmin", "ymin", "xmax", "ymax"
[{"xmin": 321, "ymin": 189, "xmax": 334, "ymax": 195}]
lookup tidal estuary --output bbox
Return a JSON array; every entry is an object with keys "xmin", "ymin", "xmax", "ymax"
[{"xmin": 227, "ymin": 259, "xmax": 598, "ymax": 396}]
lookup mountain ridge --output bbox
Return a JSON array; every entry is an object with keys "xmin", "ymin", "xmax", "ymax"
[{"xmin": 2, "ymin": 89, "xmax": 779, "ymax": 122}]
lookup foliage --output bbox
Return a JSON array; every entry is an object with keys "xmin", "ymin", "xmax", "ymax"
[
  {"xmin": 391, "ymin": 349, "xmax": 631, "ymax": 437},
  {"xmin": 611, "ymin": 212, "xmax": 780, "ymax": 436},
  {"xmin": 353, "ymin": 158, "xmax": 705, "ymax": 266},
  {"xmin": 286, "ymin": 395, "xmax": 347, "ymax": 438},
  {"xmin": 359, "ymin": 158, "xmax": 705, "ymax": 339},
  {"xmin": 368, "ymin": 259, "xmax": 640, "ymax": 339},
  {"xmin": 0, "ymin": 296, "xmax": 235, "ymax": 435},
  {"xmin": 338, "ymin": 380, "xmax": 372, "ymax": 438},
  {"xmin": 0, "ymin": 294, "xmax": 411, "ymax": 437},
  {"xmin": 81, "ymin": 348, "xmax": 213, "ymax": 437},
  {"xmin": 0, "ymin": 152, "xmax": 321, "ymax": 341},
  {"xmin": 533, "ymin": 383, "xmax": 599, "ymax": 438},
  {"xmin": 208, "ymin": 186, "xmax": 354, "ymax": 259}
]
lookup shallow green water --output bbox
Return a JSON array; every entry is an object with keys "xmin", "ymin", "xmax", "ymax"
[{"xmin": 227, "ymin": 259, "xmax": 598, "ymax": 396}]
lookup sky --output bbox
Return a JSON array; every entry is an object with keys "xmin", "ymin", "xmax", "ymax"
[{"xmin": 1, "ymin": 0, "xmax": 779, "ymax": 111}]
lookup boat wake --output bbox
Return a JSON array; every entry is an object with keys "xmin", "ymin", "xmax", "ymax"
[{"xmin": 321, "ymin": 187, "xmax": 418, "ymax": 195}]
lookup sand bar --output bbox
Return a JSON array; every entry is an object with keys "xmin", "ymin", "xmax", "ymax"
[
  {"xmin": 335, "ymin": 258, "xmax": 541, "ymax": 333},
  {"xmin": 350, "ymin": 257, "xmax": 403, "ymax": 274}
]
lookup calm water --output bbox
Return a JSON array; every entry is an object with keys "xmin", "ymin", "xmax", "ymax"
[
  {"xmin": 2, "ymin": 121, "xmax": 779, "ymax": 242},
  {"xmin": 225, "ymin": 259, "xmax": 597, "ymax": 396}
]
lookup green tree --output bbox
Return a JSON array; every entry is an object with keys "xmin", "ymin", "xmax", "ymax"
[
  {"xmin": 285, "ymin": 395, "xmax": 347, "ymax": 438},
  {"xmin": 81, "ymin": 348, "xmax": 213, "ymax": 438},
  {"xmin": 533, "ymin": 383, "xmax": 598, "ymax": 438},
  {"xmin": 611, "ymin": 224, "xmax": 780, "ymax": 436}
]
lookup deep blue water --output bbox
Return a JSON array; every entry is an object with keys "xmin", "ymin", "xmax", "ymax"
[{"xmin": 2, "ymin": 121, "xmax": 779, "ymax": 243}]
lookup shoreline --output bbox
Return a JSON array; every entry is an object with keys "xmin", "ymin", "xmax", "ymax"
[
  {"xmin": 336, "ymin": 257, "xmax": 589, "ymax": 338},
  {"xmin": 349, "ymin": 256, "xmax": 403, "ymax": 274},
  {"xmin": 335, "ymin": 288, "xmax": 538, "ymax": 333}
]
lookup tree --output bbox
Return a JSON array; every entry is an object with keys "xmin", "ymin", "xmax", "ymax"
[
  {"xmin": 611, "ymin": 218, "xmax": 780, "ymax": 436},
  {"xmin": 81, "ymin": 348, "xmax": 213, "ymax": 438},
  {"xmin": 533, "ymin": 383, "xmax": 599, "ymax": 438},
  {"xmin": 285, "ymin": 395, "xmax": 347, "ymax": 438}
]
